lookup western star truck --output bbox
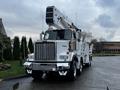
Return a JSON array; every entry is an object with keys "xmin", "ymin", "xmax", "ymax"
[{"xmin": 24, "ymin": 6, "xmax": 93, "ymax": 80}]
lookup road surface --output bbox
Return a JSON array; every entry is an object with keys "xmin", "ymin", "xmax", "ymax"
[{"xmin": 0, "ymin": 56, "xmax": 120, "ymax": 90}]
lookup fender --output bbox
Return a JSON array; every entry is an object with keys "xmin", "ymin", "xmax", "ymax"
[{"xmin": 69, "ymin": 52, "xmax": 77, "ymax": 62}]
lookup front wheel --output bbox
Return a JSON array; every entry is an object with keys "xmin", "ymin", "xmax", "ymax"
[
  {"xmin": 67, "ymin": 61, "xmax": 77, "ymax": 81},
  {"xmin": 31, "ymin": 70, "xmax": 43, "ymax": 80}
]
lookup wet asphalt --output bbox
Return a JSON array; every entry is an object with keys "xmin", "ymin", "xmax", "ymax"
[{"xmin": 0, "ymin": 56, "xmax": 120, "ymax": 90}]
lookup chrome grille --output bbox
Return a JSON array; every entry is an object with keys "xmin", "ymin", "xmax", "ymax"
[{"xmin": 35, "ymin": 42, "xmax": 55, "ymax": 60}]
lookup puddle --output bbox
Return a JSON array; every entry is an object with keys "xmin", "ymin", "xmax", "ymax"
[{"xmin": 12, "ymin": 82, "xmax": 19, "ymax": 90}]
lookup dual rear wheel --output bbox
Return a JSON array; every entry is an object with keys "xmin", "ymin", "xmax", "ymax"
[
  {"xmin": 67, "ymin": 60, "xmax": 83, "ymax": 81},
  {"xmin": 77, "ymin": 61, "xmax": 83, "ymax": 75}
]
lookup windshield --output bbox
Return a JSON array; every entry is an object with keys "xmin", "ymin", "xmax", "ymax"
[{"xmin": 44, "ymin": 29, "xmax": 72, "ymax": 40}]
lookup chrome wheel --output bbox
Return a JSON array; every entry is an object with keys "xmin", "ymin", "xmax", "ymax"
[
  {"xmin": 77, "ymin": 62, "xmax": 83, "ymax": 75},
  {"xmin": 73, "ymin": 63, "xmax": 77, "ymax": 77},
  {"xmin": 79, "ymin": 63, "xmax": 83, "ymax": 73}
]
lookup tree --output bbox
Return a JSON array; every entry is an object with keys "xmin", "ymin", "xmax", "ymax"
[
  {"xmin": 99, "ymin": 37, "xmax": 106, "ymax": 42},
  {"xmin": 28, "ymin": 38, "xmax": 34, "ymax": 53},
  {"xmin": 0, "ymin": 39, "xmax": 3, "ymax": 61},
  {"xmin": 91, "ymin": 39, "xmax": 97, "ymax": 44},
  {"xmin": 3, "ymin": 37, "xmax": 12, "ymax": 60},
  {"xmin": 21, "ymin": 36, "xmax": 28, "ymax": 59},
  {"xmin": 13, "ymin": 36, "xmax": 20, "ymax": 60},
  {"xmin": 3, "ymin": 48, "xmax": 12, "ymax": 60}
]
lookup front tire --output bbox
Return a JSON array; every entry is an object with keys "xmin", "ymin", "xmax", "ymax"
[
  {"xmin": 67, "ymin": 61, "xmax": 77, "ymax": 81},
  {"xmin": 32, "ymin": 70, "xmax": 43, "ymax": 80}
]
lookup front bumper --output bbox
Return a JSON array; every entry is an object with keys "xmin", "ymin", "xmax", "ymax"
[{"xmin": 24, "ymin": 61, "xmax": 71, "ymax": 72}]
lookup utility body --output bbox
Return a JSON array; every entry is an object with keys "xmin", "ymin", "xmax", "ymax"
[{"xmin": 24, "ymin": 6, "xmax": 93, "ymax": 80}]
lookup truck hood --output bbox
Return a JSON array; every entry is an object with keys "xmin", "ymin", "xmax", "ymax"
[
  {"xmin": 35, "ymin": 40, "xmax": 70, "ymax": 61},
  {"xmin": 56, "ymin": 41, "xmax": 69, "ymax": 61}
]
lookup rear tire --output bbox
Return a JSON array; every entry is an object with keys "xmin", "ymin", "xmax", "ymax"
[
  {"xmin": 86, "ymin": 55, "xmax": 92, "ymax": 67},
  {"xmin": 89, "ymin": 55, "xmax": 92, "ymax": 66},
  {"xmin": 85, "ymin": 61, "xmax": 91, "ymax": 67},
  {"xmin": 77, "ymin": 62, "xmax": 83, "ymax": 75}
]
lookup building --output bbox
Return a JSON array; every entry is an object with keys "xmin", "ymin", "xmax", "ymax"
[
  {"xmin": 93, "ymin": 42, "xmax": 120, "ymax": 54},
  {"xmin": 0, "ymin": 18, "xmax": 11, "ymax": 60},
  {"xmin": 0, "ymin": 18, "xmax": 7, "ymax": 36}
]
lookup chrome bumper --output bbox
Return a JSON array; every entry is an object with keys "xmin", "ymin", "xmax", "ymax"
[{"xmin": 24, "ymin": 61, "xmax": 70, "ymax": 71}]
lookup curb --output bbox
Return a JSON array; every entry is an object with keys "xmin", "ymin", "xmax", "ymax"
[{"xmin": 2, "ymin": 74, "xmax": 30, "ymax": 81}]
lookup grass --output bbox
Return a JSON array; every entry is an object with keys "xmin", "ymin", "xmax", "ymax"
[
  {"xmin": 93, "ymin": 53, "xmax": 120, "ymax": 56},
  {"xmin": 0, "ymin": 60, "xmax": 25, "ymax": 79}
]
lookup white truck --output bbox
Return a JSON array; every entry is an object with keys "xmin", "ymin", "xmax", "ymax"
[{"xmin": 24, "ymin": 6, "xmax": 93, "ymax": 80}]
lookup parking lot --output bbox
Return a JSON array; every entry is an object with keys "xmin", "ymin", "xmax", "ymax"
[{"xmin": 0, "ymin": 56, "xmax": 120, "ymax": 90}]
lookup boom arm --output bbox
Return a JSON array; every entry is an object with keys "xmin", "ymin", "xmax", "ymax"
[
  {"xmin": 46, "ymin": 6, "xmax": 93, "ymax": 43},
  {"xmin": 46, "ymin": 6, "xmax": 78, "ymax": 30}
]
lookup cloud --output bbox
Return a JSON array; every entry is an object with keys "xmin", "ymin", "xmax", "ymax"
[
  {"xmin": 96, "ymin": 0, "xmax": 116, "ymax": 8},
  {"xmin": 93, "ymin": 0, "xmax": 120, "ymax": 41},
  {"xmin": 95, "ymin": 14, "xmax": 116, "ymax": 28},
  {"xmin": 12, "ymin": 31, "xmax": 40, "ymax": 41},
  {"xmin": 111, "ymin": 30, "xmax": 120, "ymax": 41},
  {"xmin": 0, "ymin": 0, "xmax": 120, "ymax": 41}
]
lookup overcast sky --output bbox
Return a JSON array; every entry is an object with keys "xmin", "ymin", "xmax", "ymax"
[{"xmin": 0, "ymin": 0, "xmax": 120, "ymax": 41}]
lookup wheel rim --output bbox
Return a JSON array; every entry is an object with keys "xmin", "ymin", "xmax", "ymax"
[
  {"xmin": 80, "ymin": 63, "xmax": 83, "ymax": 72},
  {"xmin": 73, "ymin": 64, "xmax": 77, "ymax": 77},
  {"xmin": 89, "ymin": 61, "xmax": 91, "ymax": 66}
]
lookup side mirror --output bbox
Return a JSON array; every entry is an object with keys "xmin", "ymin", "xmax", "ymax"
[
  {"xmin": 78, "ymin": 32, "xmax": 81, "ymax": 42},
  {"xmin": 40, "ymin": 32, "xmax": 44, "ymax": 40}
]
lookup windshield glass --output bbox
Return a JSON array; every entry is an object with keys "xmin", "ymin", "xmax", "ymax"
[{"xmin": 44, "ymin": 29, "xmax": 72, "ymax": 40}]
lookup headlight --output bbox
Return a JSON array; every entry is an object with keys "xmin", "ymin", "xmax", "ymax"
[
  {"xmin": 59, "ymin": 55, "xmax": 68, "ymax": 59},
  {"xmin": 23, "ymin": 62, "xmax": 32, "ymax": 68}
]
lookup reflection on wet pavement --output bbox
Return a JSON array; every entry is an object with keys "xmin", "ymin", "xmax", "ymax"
[{"xmin": 13, "ymin": 82, "xmax": 19, "ymax": 90}]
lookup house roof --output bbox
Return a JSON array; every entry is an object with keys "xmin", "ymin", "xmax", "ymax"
[{"xmin": 0, "ymin": 18, "xmax": 7, "ymax": 36}]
